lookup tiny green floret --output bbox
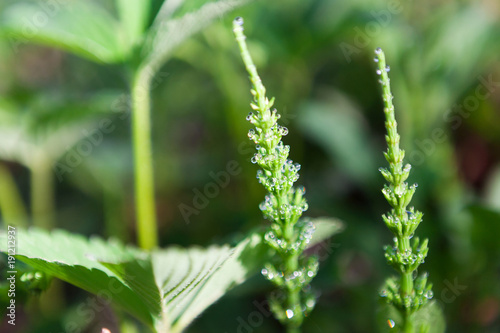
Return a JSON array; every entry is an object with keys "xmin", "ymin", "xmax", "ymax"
[
  {"xmin": 375, "ymin": 47, "xmax": 434, "ymax": 333},
  {"xmin": 233, "ymin": 17, "xmax": 318, "ymax": 333}
]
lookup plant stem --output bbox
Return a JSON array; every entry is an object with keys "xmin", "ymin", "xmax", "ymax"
[
  {"xmin": 131, "ymin": 68, "xmax": 158, "ymax": 250},
  {"xmin": 0, "ymin": 162, "xmax": 28, "ymax": 227},
  {"xmin": 376, "ymin": 48, "xmax": 434, "ymax": 332},
  {"xmin": 31, "ymin": 153, "xmax": 55, "ymax": 229}
]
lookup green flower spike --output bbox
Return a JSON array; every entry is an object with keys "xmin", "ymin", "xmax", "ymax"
[
  {"xmin": 233, "ymin": 17, "xmax": 318, "ymax": 333},
  {"xmin": 375, "ymin": 47, "xmax": 435, "ymax": 333}
]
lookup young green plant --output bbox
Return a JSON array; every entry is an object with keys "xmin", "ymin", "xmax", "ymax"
[
  {"xmin": 233, "ymin": 17, "xmax": 318, "ymax": 333},
  {"xmin": 375, "ymin": 48, "xmax": 435, "ymax": 333}
]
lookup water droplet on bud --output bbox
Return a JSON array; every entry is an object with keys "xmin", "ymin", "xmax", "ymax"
[{"xmin": 234, "ymin": 17, "xmax": 244, "ymax": 26}]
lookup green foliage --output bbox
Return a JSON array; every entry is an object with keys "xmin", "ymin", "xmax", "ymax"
[
  {"xmin": 0, "ymin": 218, "xmax": 340, "ymax": 332},
  {"xmin": 0, "ymin": 0, "xmax": 253, "ymax": 249},
  {"xmin": 297, "ymin": 97, "xmax": 377, "ymax": 185},
  {"xmin": 375, "ymin": 48, "xmax": 444, "ymax": 332},
  {"xmin": 0, "ymin": 1, "xmax": 125, "ymax": 63}
]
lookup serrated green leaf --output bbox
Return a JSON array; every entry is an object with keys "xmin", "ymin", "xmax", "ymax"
[
  {"xmin": 142, "ymin": 0, "xmax": 250, "ymax": 72},
  {"xmin": 0, "ymin": 228, "xmax": 156, "ymax": 326},
  {"xmin": 0, "ymin": 1, "xmax": 125, "ymax": 63},
  {"xmin": 0, "ymin": 217, "xmax": 341, "ymax": 332}
]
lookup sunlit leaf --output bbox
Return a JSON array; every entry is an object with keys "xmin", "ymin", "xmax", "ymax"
[
  {"xmin": 0, "ymin": 217, "xmax": 341, "ymax": 332},
  {"xmin": 0, "ymin": 1, "xmax": 125, "ymax": 63}
]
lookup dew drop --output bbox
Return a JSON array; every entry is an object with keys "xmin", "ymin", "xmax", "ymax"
[
  {"xmin": 375, "ymin": 47, "xmax": 382, "ymax": 55},
  {"xmin": 286, "ymin": 309, "xmax": 294, "ymax": 319},
  {"xmin": 306, "ymin": 298, "xmax": 316, "ymax": 309},
  {"xmin": 261, "ymin": 268, "xmax": 268, "ymax": 276},
  {"xmin": 307, "ymin": 270, "xmax": 314, "ymax": 278},
  {"xmin": 380, "ymin": 289, "xmax": 388, "ymax": 297},
  {"xmin": 251, "ymin": 156, "xmax": 257, "ymax": 164},
  {"xmin": 385, "ymin": 65, "xmax": 390, "ymax": 72},
  {"xmin": 387, "ymin": 319, "xmax": 395, "ymax": 328},
  {"xmin": 425, "ymin": 291, "xmax": 434, "ymax": 299},
  {"xmin": 374, "ymin": 57, "xmax": 379, "ymax": 63},
  {"xmin": 376, "ymin": 69, "xmax": 382, "ymax": 75},
  {"xmin": 234, "ymin": 16, "xmax": 244, "ymax": 26},
  {"xmin": 281, "ymin": 127, "xmax": 289, "ymax": 136}
]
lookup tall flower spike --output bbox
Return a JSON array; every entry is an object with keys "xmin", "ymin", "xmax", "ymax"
[
  {"xmin": 233, "ymin": 17, "xmax": 317, "ymax": 333},
  {"xmin": 375, "ymin": 47, "xmax": 434, "ymax": 332}
]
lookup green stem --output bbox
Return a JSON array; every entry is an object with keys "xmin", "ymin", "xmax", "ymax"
[
  {"xmin": 403, "ymin": 312, "xmax": 415, "ymax": 333},
  {"xmin": 31, "ymin": 154, "xmax": 55, "ymax": 229},
  {"xmin": 0, "ymin": 163, "xmax": 28, "ymax": 227},
  {"xmin": 131, "ymin": 69, "xmax": 158, "ymax": 250},
  {"xmin": 398, "ymin": 236, "xmax": 414, "ymax": 298}
]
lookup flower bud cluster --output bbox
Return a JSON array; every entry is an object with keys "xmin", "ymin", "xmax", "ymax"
[
  {"xmin": 234, "ymin": 17, "xmax": 318, "ymax": 330},
  {"xmin": 375, "ymin": 47, "xmax": 434, "ymax": 315}
]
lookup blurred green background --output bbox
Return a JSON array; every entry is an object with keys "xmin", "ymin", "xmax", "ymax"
[{"xmin": 0, "ymin": 0, "xmax": 499, "ymax": 332}]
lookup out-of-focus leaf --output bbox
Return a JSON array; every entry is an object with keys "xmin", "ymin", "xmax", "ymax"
[
  {"xmin": 116, "ymin": 0, "xmax": 151, "ymax": 45},
  {"xmin": 308, "ymin": 217, "xmax": 344, "ymax": 246},
  {"xmin": 377, "ymin": 301, "xmax": 445, "ymax": 333},
  {"xmin": 0, "ymin": 92, "xmax": 119, "ymax": 167},
  {"xmin": 297, "ymin": 93, "xmax": 377, "ymax": 184},
  {"xmin": 0, "ymin": 1, "xmax": 125, "ymax": 63},
  {"xmin": 141, "ymin": 0, "xmax": 250, "ymax": 72}
]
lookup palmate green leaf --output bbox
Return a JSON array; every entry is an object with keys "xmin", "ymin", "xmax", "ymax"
[
  {"xmin": 0, "ymin": 1, "xmax": 125, "ymax": 63},
  {"xmin": 141, "ymin": 0, "xmax": 250, "ymax": 72},
  {"xmin": 0, "ymin": 218, "xmax": 341, "ymax": 332}
]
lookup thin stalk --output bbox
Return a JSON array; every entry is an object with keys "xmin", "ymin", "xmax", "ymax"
[
  {"xmin": 131, "ymin": 68, "xmax": 158, "ymax": 250},
  {"xmin": 376, "ymin": 48, "xmax": 434, "ymax": 332},
  {"xmin": 31, "ymin": 153, "xmax": 55, "ymax": 229},
  {"xmin": 0, "ymin": 162, "xmax": 28, "ymax": 227}
]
